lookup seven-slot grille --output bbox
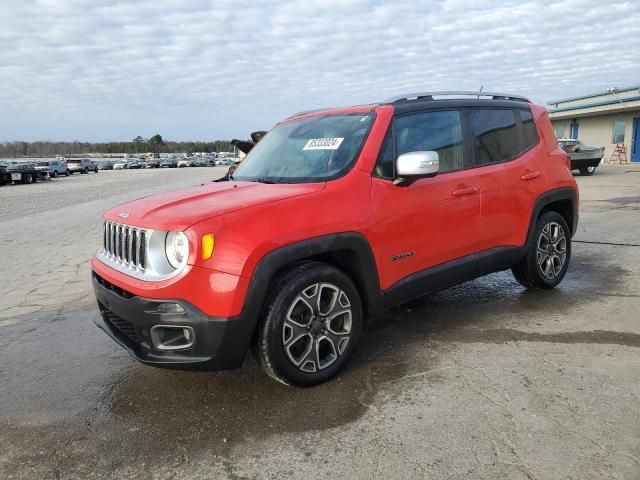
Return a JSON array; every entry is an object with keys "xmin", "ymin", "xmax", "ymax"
[{"xmin": 103, "ymin": 221, "xmax": 147, "ymax": 270}]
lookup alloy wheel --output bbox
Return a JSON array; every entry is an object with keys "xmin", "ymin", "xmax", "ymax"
[
  {"xmin": 282, "ymin": 282, "xmax": 353, "ymax": 373},
  {"xmin": 537, "ymin": 221, "xmax": 567, "ymax": 279}
]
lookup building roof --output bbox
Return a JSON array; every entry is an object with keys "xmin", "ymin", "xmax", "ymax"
[
  {"xmin": 547, "ymin": 85, "xmax": 640, "ymax": 106},
  {"xmin": 547, "ymin": 85, "xmax": 640, "ymax": 119}
]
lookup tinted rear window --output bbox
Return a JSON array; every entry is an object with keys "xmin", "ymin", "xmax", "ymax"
[{"xmin": 469, "ymin": 109, "xmax": 518, "ymax": 165}]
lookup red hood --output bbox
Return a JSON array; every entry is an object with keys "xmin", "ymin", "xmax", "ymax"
[{"xmin": 104, "ymin": 181, "xmax": 325, "ymax": 230}]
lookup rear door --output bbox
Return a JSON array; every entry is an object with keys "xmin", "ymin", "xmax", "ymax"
[
  {"xmin": 371, "ymin": 109, "xmax": 480, "ymax": 290},
  {"xmin": 470, "ymin": 108, "xmax": 545, "ymax": 252}
]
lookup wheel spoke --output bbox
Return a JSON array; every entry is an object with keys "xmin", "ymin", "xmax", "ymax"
[
  {"xmin": 317, "ymin": 283, "xmax": 340, "ymax": 316},
  {"xmin": 316, "ymin": 335, "xmax": 338, "ymax": 369}
]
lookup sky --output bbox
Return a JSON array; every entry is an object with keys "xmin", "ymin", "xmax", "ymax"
[{"xmin": 1, "ymin": 0, "xmax": 639, "ymax": 142}]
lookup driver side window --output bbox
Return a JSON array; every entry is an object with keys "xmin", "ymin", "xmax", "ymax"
[{"xmin": 374, "ymin": 110, "xmax": 467, "ymax": 179}]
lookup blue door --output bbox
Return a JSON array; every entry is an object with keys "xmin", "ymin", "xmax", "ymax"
[
  {"xmin": 570, "ymin": 122, "xmax": 579, "ymax": 139},
  {"xmin": 632, "ymin": 117, "xmax": 640, "ymax": 162}
]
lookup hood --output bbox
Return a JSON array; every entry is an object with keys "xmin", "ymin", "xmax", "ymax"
[{"xmin": 104, "ymin": 180, "xmax": 325, "ymax": 230}]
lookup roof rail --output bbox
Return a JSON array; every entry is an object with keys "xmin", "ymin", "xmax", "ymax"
[{"xmin": 384, "ymin": 91, "xmax": 531, "ymax": 103}]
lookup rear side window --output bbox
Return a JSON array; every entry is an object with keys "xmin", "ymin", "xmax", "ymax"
[
  {"xmin": 518, "ymin": 109, "xmax": 539, "ymax": 152},
  {"xmin": 394, "ymin": 111, "xmax": 467, "ymax": 173},
  {"xmin": 469, "ymin": 109, "xmax": 518, "ymax": 165}
]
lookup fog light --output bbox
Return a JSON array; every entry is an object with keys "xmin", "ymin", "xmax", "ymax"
[
  {"xmin": 150, "ymin": 325, "xmax": 195, "ymax": 351},
  {"xmin": 156, "ymin": 302, "xmax": 185, "ymax": 314}
]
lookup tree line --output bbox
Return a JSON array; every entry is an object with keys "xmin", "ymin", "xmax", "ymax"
[{"xmin": 0, "ymin": 134, "xmax": 236, "ymax": 158}]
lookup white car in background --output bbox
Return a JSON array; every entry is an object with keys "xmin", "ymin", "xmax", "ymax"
[
  {"xmin": 113, "ymin": 161, "xmax": 128, "ymax": 170},
  {"xmin": 177, "ymin": 158, "xmax": 190, "ymax": 168}
]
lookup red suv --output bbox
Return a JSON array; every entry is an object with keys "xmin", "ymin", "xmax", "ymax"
[{"xmin": 92, "ymin": 91, "xmax": 578, "ymax": 386}]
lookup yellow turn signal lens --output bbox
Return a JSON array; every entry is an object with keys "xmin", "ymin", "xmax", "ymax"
[{"xmin": 201, "ymin": 233, "xmax": 215, "ymax": 260}]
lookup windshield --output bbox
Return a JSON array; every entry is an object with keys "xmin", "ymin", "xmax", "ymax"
[
  {"xmin": 36, "ymin": 161, "xmax": 49, "ymax": 166},
  {"xmin": 67, "ymin": 159, "xmax": 81, "ymax": 164},
  {"xmin": 233, "ymin": 113, "xmax": 374, "ymax": 183}
]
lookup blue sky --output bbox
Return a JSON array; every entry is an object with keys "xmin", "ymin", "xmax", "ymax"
[{"xmin": 1, "ymin": 0, "xmax": 639, "ymax": 142}]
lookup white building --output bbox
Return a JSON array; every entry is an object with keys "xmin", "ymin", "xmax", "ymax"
[{"xmin": 548, "ymin": 86, "xmax": 640, "ymax": 163}]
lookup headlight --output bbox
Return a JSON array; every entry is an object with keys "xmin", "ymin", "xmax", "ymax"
[{"xmin": 165, "ymin": 231, "xmax": 189, "ymax": 269}]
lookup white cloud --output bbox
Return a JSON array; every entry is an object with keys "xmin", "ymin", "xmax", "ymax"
[{"xmin": 0, "ymin": 0, "xmax": 638, "ymax": 141}]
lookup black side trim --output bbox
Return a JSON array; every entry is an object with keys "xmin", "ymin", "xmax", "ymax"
[
  {"xmin": 383, "ymin": 254, "xmax": 475, "ymax": 308},
  {"xmin": 383, "ymin": 245, "xmax": 527, "ymax": 308},
  {"xmin": 527, "ymin": 187, "xmax": 578, "ymax": 241}
]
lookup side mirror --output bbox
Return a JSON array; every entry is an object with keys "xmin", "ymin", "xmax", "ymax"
[{"xmin": 394, "ymin": 151, "xmax": 439, "ymax": 186}]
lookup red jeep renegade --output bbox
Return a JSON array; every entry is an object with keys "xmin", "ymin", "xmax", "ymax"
[{"xmin": 92, "ymin": 91, "xmax": 578, "ymax": 386}]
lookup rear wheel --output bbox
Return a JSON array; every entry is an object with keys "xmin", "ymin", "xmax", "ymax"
[
  {"xmin": 580, "ymin": 166, "xmax": 596, "ymax": 176},
  {"xmin": 22, "ymin": 173, "xmax": 33, "ymax": 184},
  {"xmin": 257, "ymin": 262, "xmax": 362, "ymax": 386},
  {"xmin": 512, "ymin": 211, "xmax": 571, "ymax": 289},
  {"xmin": 65, "ymin": 169, "xmax": 69, "ymax": 176},
  {"xmin": 52, "ymin": 170, "xmax": 58, "ymax": 178},
  {"xmin": 83, "ymin": 167, "xmax": 89, "ymax": 174}
]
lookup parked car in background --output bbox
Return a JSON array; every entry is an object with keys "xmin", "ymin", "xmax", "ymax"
[
  {"xmin": 92, "ymin": 92, "xmax": 578, "ymax": 386},
  {"xmin": 177, "ymin": 158, "xmax": 190, "ymax": 168},
  {"xmin": 35, "ymin": 159, "xmax": 68, "ymax": 177},
  {"xmin": 113, "ymin": 161, "xmax": 128, "ymax": 170},
  {"xmin": 160, "ymin": 158, "xmax": 177, "ymax": 168},
  {"xmin": 67, "ymin": 158, "xmax": 98, "ymax": 174},
  {"xmin": 97, "ymin": 160, "xmax": 116, "ymax": 170},
  {"xmin": 558, "ymin": 138, "xmax": 605, "ymax": 176}
]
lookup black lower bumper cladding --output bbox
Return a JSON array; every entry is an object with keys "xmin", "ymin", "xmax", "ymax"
[{"xmin": 92, "ymin": 272, "xmax": 249, "ymax": 371}]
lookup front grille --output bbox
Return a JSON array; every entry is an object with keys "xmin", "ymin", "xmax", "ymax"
[
  {"xmin": 102, "ymin": 305, "xmax": 138, "ymax": 342},
  {"xmin": 103, "ymin": 221, "xmax": 148, "ymax": 271}
]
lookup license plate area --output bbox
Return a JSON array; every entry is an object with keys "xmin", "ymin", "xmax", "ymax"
[{"xmin": 11, "ymin": 173, "xmax": 21, "ymax": 181}]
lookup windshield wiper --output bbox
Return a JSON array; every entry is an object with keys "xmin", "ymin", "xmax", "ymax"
[{"xmin": 254, "ymin": 177, "xmax": 280, "ymax": 184}]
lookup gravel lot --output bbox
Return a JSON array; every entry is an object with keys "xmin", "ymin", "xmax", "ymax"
[{"xmin": 1, "ymin": 165, "xmax": 640, "ymax": 479}]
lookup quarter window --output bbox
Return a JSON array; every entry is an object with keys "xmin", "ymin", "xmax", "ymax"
[
  {"xmin": 469, "ymin": 109, "xmax": 518, "ymax": 165},
  {"xmin": 394, "ymin": 111, "xmax": 467, "ymax": 173},
  {"xmin": 612, "ymin": 121, "xmax": 625, "ymax": 144},
  {"xmin": 518, "ymin": 110, "xmax": 539, "ymax": 153}
]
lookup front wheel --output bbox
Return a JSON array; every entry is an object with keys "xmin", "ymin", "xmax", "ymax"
[
  {"xmin": 580, "ymin": 166, "xmax": 597, "ymax": 176},
  {"xmin": 512, "ymin": 211, "xmax": 571, "ymax": 289},
  {"xmin": 52, "ymin": 170, "xmax": 58, "ymax": 178},
  {"xmin": 257, "ymin": 262, "xmax": 362, "ymax": 387}
]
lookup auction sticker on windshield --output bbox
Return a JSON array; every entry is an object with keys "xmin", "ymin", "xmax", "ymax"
[{"xmin": 303, "ymin": 138, "xmax": 344, "ymax": 150}]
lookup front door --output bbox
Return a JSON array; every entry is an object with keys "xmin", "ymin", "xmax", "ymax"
[
  {"xmin": 370, "ymin": 109, "xmax": 480, "ymax": 291},
  {"xmin": 632, "ymin": 117, "xmax": 640, "ymax": 162}
]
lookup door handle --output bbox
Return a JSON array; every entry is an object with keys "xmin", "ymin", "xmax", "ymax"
[
  {"xmin": 521, "ymin": 171, "xmax": 541, "ymax": 181},
  {"xmin": 451, "ymin": 186, "xmax": 478, "ymax": 197}
]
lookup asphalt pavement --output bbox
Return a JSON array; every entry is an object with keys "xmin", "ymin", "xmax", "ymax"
[{"xmin": 1, "ymin": 165, "xmax": 639, "ymax": 479}]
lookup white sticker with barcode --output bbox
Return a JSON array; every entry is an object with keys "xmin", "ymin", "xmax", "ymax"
[{"xmin": 303, "ymin": 137, "xmax": 344, "ymax": 150}]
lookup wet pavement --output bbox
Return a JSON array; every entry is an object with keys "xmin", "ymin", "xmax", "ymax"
[{"xmin": 1, "ymin": 166, "xmax": 640, "ymax": 479}]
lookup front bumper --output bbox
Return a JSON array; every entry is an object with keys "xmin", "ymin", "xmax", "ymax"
[{"xmin": 92, "ymin": 272, "xmax": 249, "ymax": 371}]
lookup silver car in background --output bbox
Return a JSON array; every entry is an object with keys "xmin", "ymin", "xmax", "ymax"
[{"xmin": 558, "ymin": 138, "xmax": 605, "ymax": 176}]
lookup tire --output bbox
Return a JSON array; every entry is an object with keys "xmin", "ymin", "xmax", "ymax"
[
  {"xmin": 65, "ymin": 170, "xmax": 69, "ymax": 176},
  {"xmin": 512, "ymin": 211, "xmax": 571, "ymax": 289},
  {"xmin": 94, "ymin": 167, "xmax": 98, "ymax": 173},
  {"xmin": 22, "ymin": 173, "xmax": 33, "ymax": 184},
  {"xmin": 257, "ymin": 262, "xmax": 363, "ymax": 387},
  {"xmin": 52, "ymin": 170, "xmax": 58, "ymax": 178},
  {"xmin": 83, "ymin": 167, "xmax": 89, "ymax": 174},
  {"xmin": 579, "ymin": 166, "xmax": 596, "ymax": 176}
]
